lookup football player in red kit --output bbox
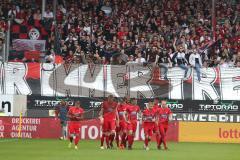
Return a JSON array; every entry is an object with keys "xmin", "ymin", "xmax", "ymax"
[
  {"xmin": 126, "ymin": 98, "xmax": 140, "ymax": 150},
  {"xmin": 158, "ymin": 99, "xmax": 172, "ymax": 150},
  {"xmin": 152, "ymin": 98, "xmax": 161, "ymax": 149},
  {"xmin": 142, "ymin": 101, "xmax": 157, "ymax": 151},
  {"xmin": 67, "ymin": 101, "xmax": 84, "ymax": 150},
  {"xmin": 116, "ymin": 97, "xmax": 128, "ymax": 149},
  {"xmin": 99, "ymin": 95, "xmax": 118, "ymax": 149}
]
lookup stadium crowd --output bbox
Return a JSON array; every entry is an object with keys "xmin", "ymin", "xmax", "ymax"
[
  {"xmin": 0, "ymin": 0, "xmax": 240, "ymax": 68},
  {"xmin": 0, "ymin": 14, "xmax": 7, "ymax": 61}
]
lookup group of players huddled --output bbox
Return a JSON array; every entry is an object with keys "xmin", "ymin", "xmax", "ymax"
[
  {"xmin": 56, "ymin": 95, "xmax": 172, "ymax": 150},
  {"xmin": 99, "ymin": 95, "xmax": 172, "ymax": 151}
]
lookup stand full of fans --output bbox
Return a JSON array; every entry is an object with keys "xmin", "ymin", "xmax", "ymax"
[{"xmin": 0, "ymin": 0, "xmax": 239, "ymax": 68}]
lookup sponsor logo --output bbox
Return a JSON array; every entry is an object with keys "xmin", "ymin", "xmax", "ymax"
[
  {"xmin": 143, "ymin": 102, "xmax": 184, "ymax": 111},
  {"xmin": 167, "ymin": 101, "xmax": 184, "ymax": 110},
  {"xmin": 199, "ymin": 103, "xmax": 239, "ymax": 112},
  {"xmin": 219, "ymin": 128, "xmax": 240, "ymax": 139},
  {"xmin": 89, "ymin": 101, "xmax": 102, "ymax": 108},
  {"xmin": 33, "ymin": 100, "xmax": 74, "ymax": 107}
]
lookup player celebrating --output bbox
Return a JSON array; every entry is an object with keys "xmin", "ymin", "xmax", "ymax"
[
  {"xmin": 126, "ymin": 98, "xmax": 140, "ymax": 150},
  {"xmin": 142, "ymin": 101, "xmax": 157, "ymax": 151},
  {"xmin": 116, "ymin": 97, "xmax": 128, "ymax": 149},
  {"xmin": 99, "ymin": 95, "xmax": 118, "ymax": 149},
  {"xmin": 158, "ymin": 99, "xmax": 172, "ymax": 150},
  {"xmin": 67, "ymin": 101, "xmax": 84, "ymax": 150}
]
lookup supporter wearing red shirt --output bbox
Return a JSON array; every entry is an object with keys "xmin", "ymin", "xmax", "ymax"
[{"xmin": 117, "ymin": 27, "xmax": 128, "ymax": 41}]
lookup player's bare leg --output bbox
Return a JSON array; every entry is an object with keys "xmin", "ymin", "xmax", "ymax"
[
  {"xmin": 118, "ymin": 130, "xmax": 123, "ymax": 149},
  {"xmin": 162, "ymin": 128, "xmax": 168, "ymax": 150},
  {"xmin": 159, "ymin": 126, "xmax": 168, "ymax": 150},
  {"xmin": 127, "ymin": 130, "xmax": 134, "ymax": 150},
  {"xmin": 63, "ymin": 125, "xmax": 67, "ymax": 140},
  {"xmin": 115, "ymin": 130, "xmax": 120, "ymax": 148},
  {"xmin": 155, "ymin": 131, "xmax": 161, "ymax": 150},
  {"xmin": 100, "ymin": 132, "xmax": 106, "ymax": 149},
  {"xmin": 68, "ymin": 134, "xmax": 74, "ymax": 148},
  {"xmin": 144, "ymin": 134, "xmax": 150, "ymax": 151},
  {"xmin": 120, "ymin": 130, "xmax": 127, "ymax": 149},
  {"xmin": 74, "ymin": 134, "xmax": 80, "ymax": 150},
  {"xmin": 105, "ymin": 132, "xmax": 111, "ymax": 149},
  {"xmin": 109, "ymin": 130, "xmax": 115, "ymax": 149},
  {"xmin": 99, "ymin": 117, "xmax": 105, "ymax": 149},
  {"xmin": 158, "ymin": 127, "xmax": 163, "ymax": 149}
]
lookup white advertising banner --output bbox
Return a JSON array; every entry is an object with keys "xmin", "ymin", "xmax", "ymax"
[{"xmin": 0, "ymin": 95, "xmax": 27, "ymax": 116}]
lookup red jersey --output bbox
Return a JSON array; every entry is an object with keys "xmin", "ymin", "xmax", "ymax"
[
  {"xmin": 68, "ymin": 106, "xmax": 84, "ymax": 121},
  {"xmin": 102, "ymin": 100, "xmax": 118, "ymax": 120},
  {"xmin": 127, "ymin": 104, "xmax": 140, "ymax": 121},
  {"xmin": 158, "ymin": 107, "xmax": 172, "ymax": 124},
  {"xmin": 152, "ymin": 104, "xmax": 160, "ymax": 115},
  {"xmin": 117, "ymin": 103, "xmax": 128, "ymax": 121},
  {"xmin": 142, "ymin": 108, "xmax": 156, "ymax": 123}
]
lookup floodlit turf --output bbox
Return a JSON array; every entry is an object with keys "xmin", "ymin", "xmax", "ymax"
[{"xmin": 0, "ymin": 139, "xmax": 239, "ymax": 160}]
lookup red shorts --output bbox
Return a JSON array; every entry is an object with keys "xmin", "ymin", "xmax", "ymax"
[
  {"xmin": 153, "ymin": 123, "xmax": 159, "ymax": 133},
  {"xmin": 127, "ymin": 121, "xmax": 137, "ymax": 132},
  {"xmin": 68, "ymin": 121, "xmax": 81, "ymax": 135},
  {"xmin": 158, "ymin": 123, "xmax": 168, "ymax": 135},
  {"xmin": 143, "ymin": 122, "xmax": 155, "ymax": 136},
  {"xmin": 102, "ymin": 118, "xmax": 116, "ymax": 132},
  {"xmin": 119, "ymin": 121, "xmax": 127, "ymax": 131}
]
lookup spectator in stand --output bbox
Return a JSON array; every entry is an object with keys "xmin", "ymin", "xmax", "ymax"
[
  {"xmin": 0, "ymin": 0, "xmax": 239, "ymax": 66},
  {"xmin": 45, "ymin": 48, "xmax": 55, "ymax": 63},
  {"xmin": 112, "ymin": 53, "xmax": 126, "ymax": 65},
  {"xmin": 135, "ymin": 52, "xmax": 146, "ymax": 64},
  {"xmin": 65, "ymin": 50, "xmax": 74, "ymax": 63},
  {"xmin": 189, "ymin": 50, "xmax": 203, "ymax": 82},
  {"xmin": 209, "ymin": 55, "xmax": 219, "ymax": 67},
  {"xmin": 8, "ymin": 4, "xmax": 18, "ymax": 19},
  {"xmin": 157, "ymin": 48, "xmax": 172, "ymax": 80},
  {"xmin": 174, "ymin": 45, "xmax": 189, "ymax": 79},
  {"xmin": 234, "ymin": 51, "xmax": 240, "ymax": 65},
  {"xmin": 33, "ymin": 9, "xmax": 42, "ymax": 21},
  {"xmin": 236, "ymin": 61, "xmax": 240, "ymax": 67},
  {"xmin": 147, "ymin": 46, "xmax": 158, "ymax": 65},
  {"xmin": 43, "ymin": 6, "xmax": 53, "ymax": 32},
  {"xmin": 126, "ymin": 55, "xmax": 136, "ymax": 64},
  {"xmin": 43, "ymin": 7, "xmax": 53, "ymax": 20},
  {"xmin": 219, "ymin": 58, "xmax": 229, "ymax": 68}
]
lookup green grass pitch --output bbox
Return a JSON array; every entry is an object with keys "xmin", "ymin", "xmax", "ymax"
[{"xmin": 0, "ymin": 139, "xmax": 239, "ymax": 160}]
